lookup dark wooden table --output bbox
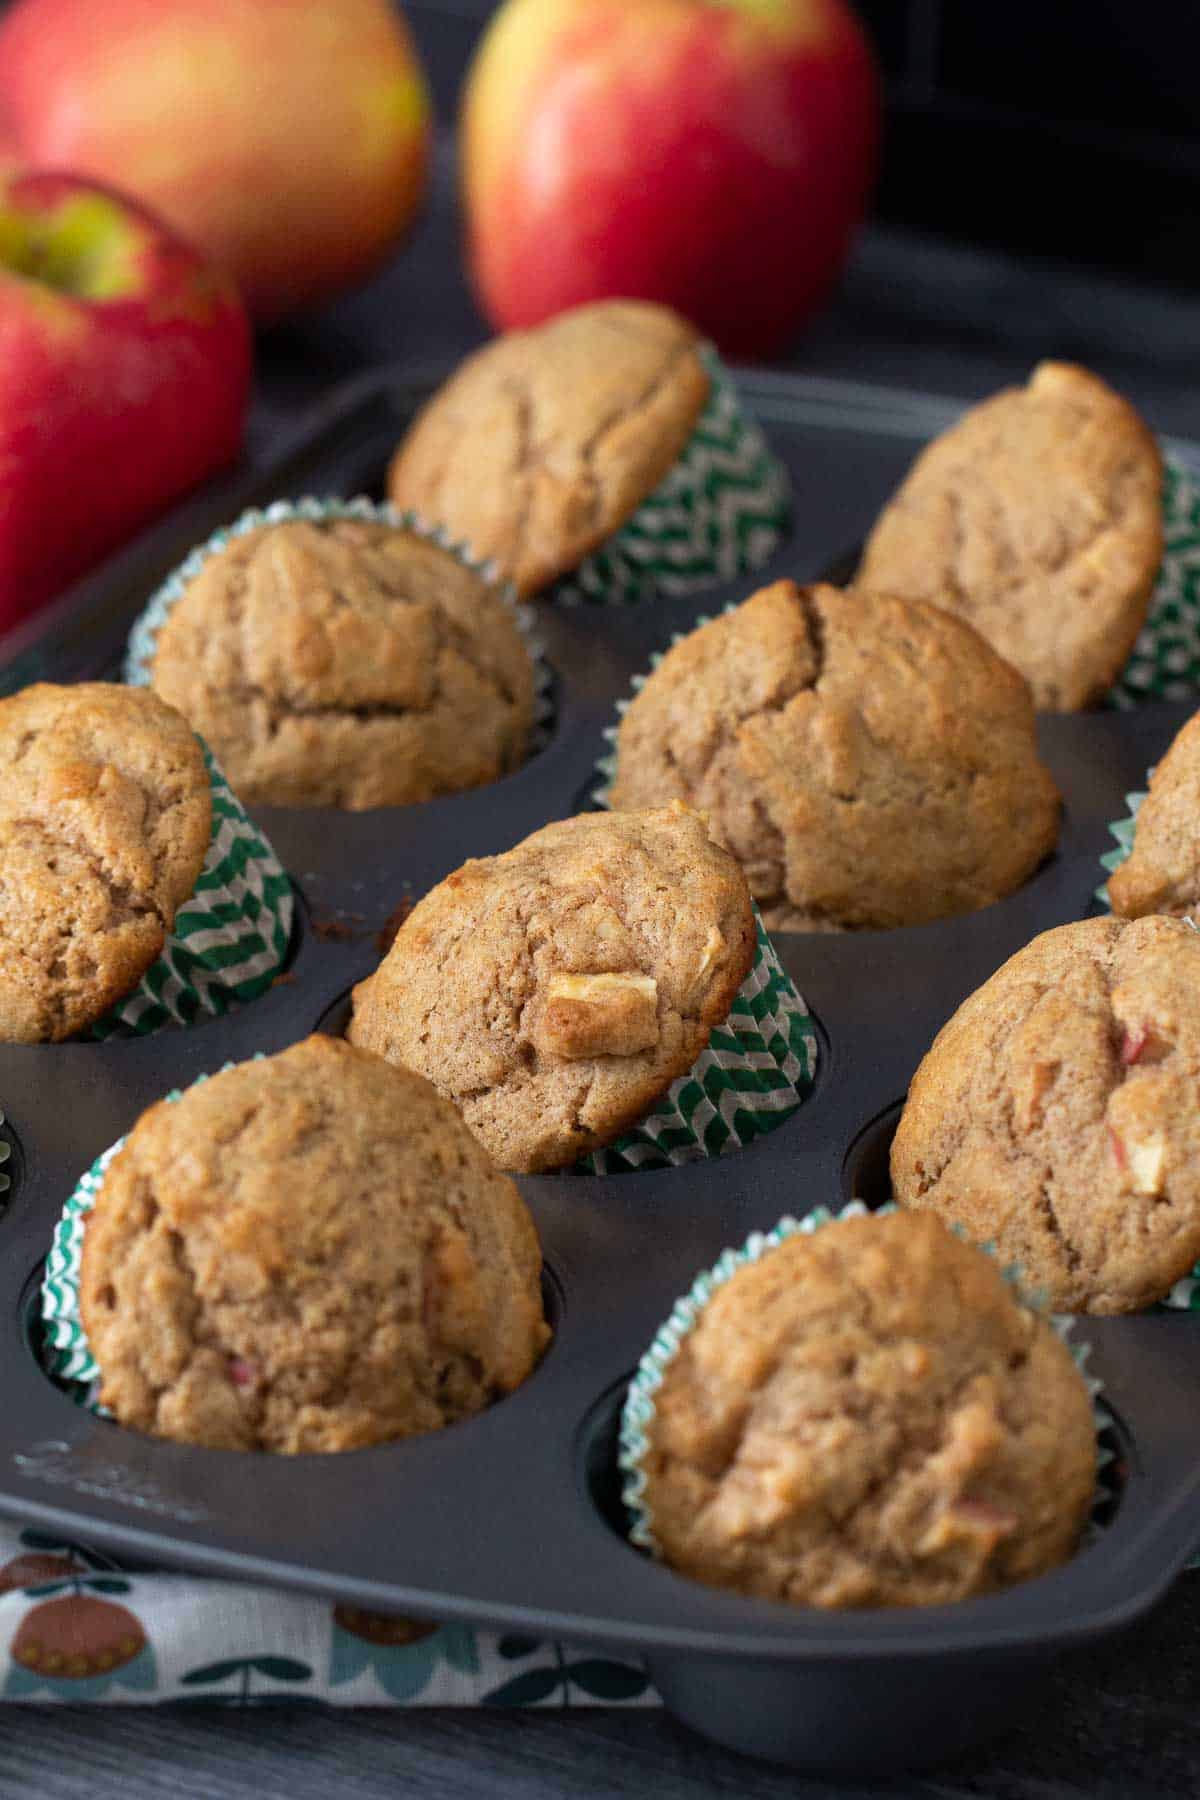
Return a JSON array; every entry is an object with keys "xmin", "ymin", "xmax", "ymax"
[{"xmin": 8, "ymin": 20, "xmax": 1200, "ymax": 1788}]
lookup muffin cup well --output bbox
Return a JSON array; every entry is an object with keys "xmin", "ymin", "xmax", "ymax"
[
  {"xmin": 618, "ymin": 1204, "xmax": 1112, "ymax": 1565},
  {"xmin": 1096, "ymin": 783, "xmax": 1200, "ymax": 1312},
  {"xmin": 573, "ymin": 909, "xmax": 818, "ymax": 1174},
  {"xmin": 546, "ymin": 350, "xmax": 791, "ymax": 608},
  {"xmin": 123, "ymin": 496, "xmax": 554, "ymax": 760},
  {"xmin": 89, "ymin": 749, "xmax": 294, "ymax": 1039},
  {"xmin": 1111, "ymin": 453, "xmax": 1200, "ymax": 706}
]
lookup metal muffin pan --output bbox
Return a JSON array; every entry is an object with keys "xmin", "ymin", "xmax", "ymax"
[{"xmin": 1, "ymin": 368, "xmax": 1199, "ymax": 1778}]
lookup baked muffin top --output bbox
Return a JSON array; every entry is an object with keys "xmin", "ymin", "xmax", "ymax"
[
  {"xmin": 80, "ymin": 1035, "xmax": 550, "ymax": 1454},
  {"xmin": 609, "ymin": 580, "xmax": 1060, "ymax": 932},
  {"xmin": 148, "ymin": 518, "xmax": 535, "ymax": 810},
  {"xmin": 0, "ymin": 682, "xmax": 210, "ymax": 1042},
  {"xmin": 639, "ymin": 1211, "xmax": 1095, "ymax": 1610},
  {"xmin": 859, "ymin": 362, "xmax": 1164, "ymax": 711},
  {"xmin": 1108, "ymin": 708, "xmax": 1200, "ymax": 921},
  {"xmin": 387, "ymin": 300, "xmax": 711, "ymax": 598},
  {"xmin": 892, "ymin": 915, "xmax": 1200, "ymax": 1313},
  {"xmin": 348, "ymin": 804, "xmax": 756, "ymax": 1173}
]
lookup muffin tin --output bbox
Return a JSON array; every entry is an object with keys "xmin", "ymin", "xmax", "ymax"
[{"xmin": 2, "ymin": 368, "xmax": 1200, "ymax": 1777}]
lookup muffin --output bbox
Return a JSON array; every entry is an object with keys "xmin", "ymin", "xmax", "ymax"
[
  {"xmin": 1107, "ymin": 709, "xmax": 1200, "ymax": 920},
  {"xmin": 348, "ymin": 805, "xmax": 757, "ymax": 1173},
  {"xmin": 859, "ymin": 362, "xmax": 1164, "ymax": 711},
  {"xmin": 608, "ymin": 580, "xmax": 1061, "ymax": 932},
  {"xmin": 626, "ymin": 1211, "xmax": 1096, "ymax": 1609},
  {"xmin": 388, "ymin": 301, "xmax": 712, "ymax": 599},
  {"xmin": 145, "ymin": 514, "xmax": 535, "ymax": 810},
  {"xmin": 0, "ymin": 682, "xmax": 210, "ymax": 1042},
  {"xmin": 78, "ymin": 1036, "xmax": 549, "ymax": 1453},
  {"xmin": 892, "ymin": 915, "xmax": 1200, "ymax": 1313}
]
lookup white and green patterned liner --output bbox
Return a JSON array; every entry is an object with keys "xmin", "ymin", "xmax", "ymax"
[
  {"xmin": 547, "ymin": 349, "xmax": 790, "ymax": 608},
  {"xmin": 574, "ymin": 909, "xmax": 817, "ymax": 1174},
  {"xmin": 1111, "ymin": 453, "xmax": 1200, "ymax": 707},
  {"xmin": 618, "ymin": 1203, "xmax": 1113, "ymax": 1559},
  {"xmin": 89, "ymin": 748, "xmax": 293, "ymax": 1038},
  {"xmin": 1096, "ymin": 779, "xmax": 1200, "ymax": 1313},
  {"xmin": 124, "ymin": 496, "xmax": 554, "ymax": 754}
]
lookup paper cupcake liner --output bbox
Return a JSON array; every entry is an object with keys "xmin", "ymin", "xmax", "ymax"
[
  {"xmin": 41, "ymin": 1066, "xmax": 239, "ymax": 1406},
  {"xmin": 89, "ymin": 748, "xmax": 293, "ymax": 1038},
  {"xmin": 618, "ymin": 1204, "xmax": 1115, "ymax": 1561},
  {"xmin": 1111, "ymin": 453, "xmax": 1200, "ymax": 707},
  {"xmin": 547, "ymin": 350, "xmax": 791, "ymax": 608},
  {"xmin": 573, "ymin": 909, "xmax": 817, "ymax": 1175},
  {"xmin": 123, "ymin": 497, "xmax": 554, "ymax": 759},
  {"xmin": 1097, "ymin": 786, "xmax": 1200, "ymax": 1312}
]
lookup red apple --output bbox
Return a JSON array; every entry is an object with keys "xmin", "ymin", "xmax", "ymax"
[
  {"xmin": 0, "ymin": 0, "xmax": 432, "ymax": 323},
  {"xmin": 463, "ymin": 0, "xmax": 879, "ymax": 359},
  {"xmin": 0, "ymin": 170, "xmax": 251, "ymax": 633}
]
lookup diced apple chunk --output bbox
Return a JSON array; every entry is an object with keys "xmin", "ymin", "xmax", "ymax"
[{"xmin": 533, "ymin": 972, "xmax": 659, "ymax": 1059}]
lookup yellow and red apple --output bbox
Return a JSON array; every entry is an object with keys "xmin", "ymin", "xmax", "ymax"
[
  {"xmin": 463, "ymin": 0, "xmax": 879, "ymax": 358},
  {"xmin": 0, "ymin": 171, "xmax": 251, "ymax": 634},
  {"xmin": 0, "ymin": 0, "xmax": 432, "ymax": 322}
]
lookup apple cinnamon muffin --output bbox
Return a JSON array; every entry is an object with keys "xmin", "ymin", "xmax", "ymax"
[
  {"xmin": 892, "ymin": 915, "xmax": 1200, "ymax": 1313},
  {"xmin": 79, "ymin": 1036, "xmax": 550, "ymax": 1453},
  {"xmin": 859, "ymin": 362, "xmax": 1164, "ymax": 711},
  {"xmin": 387, "ymin": 300, "xmax": 712, "ymax": 598},
  {"xmin": 608, "ymin": 580, "xmax": 1060, "ymax": 931},
  {"xmin": 629, "ymin": 1211, "xmax": 1096, "ymax": 1609},
  {"xmin": 0, "ymin": 681, "xmax": 210, "ymax": 1042},
  {"xmin": 1107, "ymin": 709, "xmax": 1200, "ymax": 921},
  {"xmin": 348, "ymin": 804, "xmax": 756, "ymax": 1172},
  {"xmin": 146, "ymin": 515, "xmax": 535, "ymax": 809}
]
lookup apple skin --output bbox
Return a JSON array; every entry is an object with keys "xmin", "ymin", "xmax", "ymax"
[
  {"xmin": 0, "ymin": 0, "xmax": 431, "ymax": 322},
  {"xmin": 0, "ymin": 170, "xmax": 251, "ymax": 634},
  {"xmin": 463, "ymin": 0, "xmax": 879, "ymax": 359}
]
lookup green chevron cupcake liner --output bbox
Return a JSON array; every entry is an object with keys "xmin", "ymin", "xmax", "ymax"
[
  {"xmin": 547, "ymin": 350, "xmax": 791, "ymax": 608},
  {"xmin": 89, "ymin": 747, "xmax": 293, "ymax": 1039},
  {"xmin": 618, "ymin": 1204, "xmax": 1114, "ymax": 1561},
  {"xmin": 1111, "ymin": 453, "xmax": 1200, "ymax": 707},
  {"xmin": 573, "ymin": 909, "xmax": 818, "ymax": 1175},
  {"xmin": 123, "ymin": 496, "xmax": 554, "ymax": 755},
  {"xmin": 41, "ymin": 1066, "xmax": 239, "ymax": 1406}
]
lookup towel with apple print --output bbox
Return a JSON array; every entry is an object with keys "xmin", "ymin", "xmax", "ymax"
[{"xmin": 0, "ymin": 1522, "xmax": 655, "ymax": 1706}]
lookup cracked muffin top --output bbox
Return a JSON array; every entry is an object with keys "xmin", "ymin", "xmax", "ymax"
[
  {"xmin": 80, "ymin": 1035, "xmax": 550, "ymax": 1454},
  {"xmin": 1107, "ymin": 708, "xmax": 1200, "ymax": 922},
  {"xmin": 386, "ymin": 300, "xmax": 710, "ymax": 598},
  {"xmin": 608, "ymin": 580, "xmax": 1060, "ymax": 932},
  {"xmin": 148, "ymin": 518, "xmax": 535, "ymax": 810},
  {"xmin": 892, "ymin": 915, "xmax": 1200, "ymax": 1313},
  {"xmin": 0, "ymin": 682, "xmax": 210, "ymax": 1043},
  {"xmin": 859, "ymin": 362, "xmax": 1164, "ymax": 711},
  {"xmin": 638, "ymin": 1211, "xmax": 1095, "ymax": 1610},
  {"xmin": 347, "ymin": 804, "xmax": 755, "ymax": 1173}
]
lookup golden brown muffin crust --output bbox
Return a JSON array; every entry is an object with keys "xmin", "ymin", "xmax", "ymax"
[
  {"xmin": 80, "ymin": 1036, "xmax": 550, "ymax": 1454},
  {"xmin": 859, "ymin": 362, "xmax": 1164, "ymax": 711},
  {"xmin": 1108, "ymin": 709, "xmax": 1200, "ymax": 921},
  {"xmin": 387, "ymin": 301, "xmax": 711, "ymax": 598},
  {"xmin": 348, "ymin": 804, "xmax": 756, "ymax": 1173},
  {"xmin": 609, "ymin": 580, "xmax": 1061, "ymax": 931},
  {"xmin": 641, "ymin": 1212, "xmax": 1095, "ymax": 1609},
  {"xmin": 0, "ymin": 682, "xmax": 210, "ymax": 1042},
  {"xmin": 892, "ymin": 915, "xmax": 1200, "ymax": 1313},
  {"xmin": 149, "ymin": 519, "xmax": 535, "ymax": 810}
]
